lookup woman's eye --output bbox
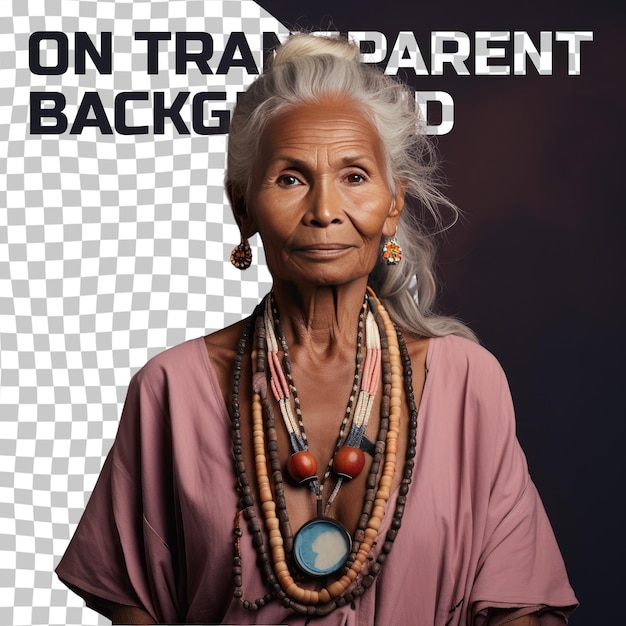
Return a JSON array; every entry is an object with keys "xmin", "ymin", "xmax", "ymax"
[
  {"xmin": 278, "ymin": 175, "xmax": 301, "ymax": 186},
  {"xmin": 346, "ymin": 173, "xmax": 366, "ymax": 184}
]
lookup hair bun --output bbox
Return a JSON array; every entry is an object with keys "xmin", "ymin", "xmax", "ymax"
[{"xmin": 271, "ymin": 33, "xmax": 360, "ymax": 68}]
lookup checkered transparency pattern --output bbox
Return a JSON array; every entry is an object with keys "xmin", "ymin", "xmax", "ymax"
[{"xmin": 0, "ymin": 1, "xmax": 286, "ymax": 624}]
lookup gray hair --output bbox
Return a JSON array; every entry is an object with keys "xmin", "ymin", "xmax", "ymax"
[{"xmin": 226, "ymin": 34, "xmax": 476, "ymax": 341}]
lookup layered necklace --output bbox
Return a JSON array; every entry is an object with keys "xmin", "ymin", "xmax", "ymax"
[{"xmin": 230, "ymin": 288, "xmax": 420, "ymax": 616}]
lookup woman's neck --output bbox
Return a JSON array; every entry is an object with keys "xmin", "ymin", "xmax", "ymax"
[{"xmin": 270, "ymin": 279, "xmax": 369, "ymax": 357}]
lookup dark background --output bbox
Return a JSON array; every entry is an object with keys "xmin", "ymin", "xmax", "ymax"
[{"xmin": 257, "ymin": 1, "xmax": 625, "ymax": 623}]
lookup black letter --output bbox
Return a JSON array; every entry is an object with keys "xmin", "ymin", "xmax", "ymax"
[
  {"xmin": 70, "ymin": 92, "xmax": 113, "ymax": 134},
  {"xmin": 175, "ymin": 32, "xmax": 214, "ymax": 74},
  {"xmin": 217, "ymin": 32, "xmax": 259, "ymax": 74},
  {"xmin": 134, "ymin": 32, "xmax": 172, "ymax": 74},
  {"xmin": 115, "ymin": 92, "xmax": 149, "ymax": 135},
  {"xmin": 29, "ymin": 92, "xmax": 68, "ymax": 134},
  {"xmin": 75, "ymin": 32, "xmax": 112, "ymax": 74},
  {"xmin": 29, "ymin": 32, "xmax": 68, "ymax": 75},
  {"xmin": 154, "ymin": 92, "xmax": 190, "ymax": 134},
  {"xmin": 192, "ymin": 92, "xmax": 229, "ymax": 135}
]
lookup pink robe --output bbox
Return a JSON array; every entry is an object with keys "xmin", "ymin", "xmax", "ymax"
[{"xmin": 56, "ymin": 334, "xmax": 577, "ymax": 624}]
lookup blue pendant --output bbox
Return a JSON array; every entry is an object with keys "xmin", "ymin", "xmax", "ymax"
[{"xmin": 293, "ymin": 518, "xmax": 352, "ymax": 577}]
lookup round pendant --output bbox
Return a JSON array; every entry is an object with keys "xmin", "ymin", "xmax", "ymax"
[
  {"xmin": 287, "ymin": 451, "xmax": 318, "ymax": 484},
  {"xmin": 333, "ymin": 446, "xmax": 366, "ymax": 480},
  {"xmin": 293, "ymin": 518, "xmax": 352, "ymax": 577}
]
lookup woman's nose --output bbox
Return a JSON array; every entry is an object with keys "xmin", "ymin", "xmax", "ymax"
[{"xmin": 303, "ymin": 180, "xmax": 343, "ymax": 227}]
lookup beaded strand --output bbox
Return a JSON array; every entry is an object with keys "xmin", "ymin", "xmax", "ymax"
[{"xmin": 229, "ymin": 290, "xmax": 421, "ymax": 615}]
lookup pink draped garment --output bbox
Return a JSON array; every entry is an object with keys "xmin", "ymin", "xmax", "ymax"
[{"xmin": 56, "ymin": 334, "xmax": 577, "ymax": 625}]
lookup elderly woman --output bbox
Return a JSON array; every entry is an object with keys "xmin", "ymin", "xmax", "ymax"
[{"xmin": 56, "ymin": 34, "xmax": 577, "ymax": 625}]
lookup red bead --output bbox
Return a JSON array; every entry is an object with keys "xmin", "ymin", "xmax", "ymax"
[
  {"xmin": 333, "ymin": 446, "xmax": 365, "ymax": 480},
  {"xmin": 287, "ymin": 451, "xmax": 317, "ymax": 484}
]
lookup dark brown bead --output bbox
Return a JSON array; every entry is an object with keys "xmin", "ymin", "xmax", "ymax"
[
  {"xmin": 233, "ymin": 589, "xmax": 242, "ymax": 598},
  {"xmin": 362, "ymin": 574, "xmax": 374, "ymax": 589},
  {"xmin": 316, "ymin": 601, "xmax": 337, "ymax": 616}
]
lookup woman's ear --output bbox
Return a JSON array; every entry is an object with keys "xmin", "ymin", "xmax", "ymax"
[
  {"xmin": 226, "ymin": 181, "xmax": 257, "ymax": 238},
  {"xmin": 383, "ymin": 181, "xmax": 406, "ymax": 236}
]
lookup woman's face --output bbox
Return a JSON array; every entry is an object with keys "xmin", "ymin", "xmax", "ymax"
[{"xmin": 237, "ymin": 97, "xmax": 404, "ymax": 289}]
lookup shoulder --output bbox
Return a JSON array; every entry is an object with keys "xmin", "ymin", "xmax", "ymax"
[
  {"xmin": 134, "ymin": 336, "xmax": 209, "ymax": 383},
  {"xmin": 428, "ymin": 334, "xmax": 506, "ymax": 383},
  {"xmin": 125, "ymin": 336, "xmax": 219, "ymax": 412},
  {"xmin": 425, "ymin": 334, "xmax": 514, "ymax": 431}
]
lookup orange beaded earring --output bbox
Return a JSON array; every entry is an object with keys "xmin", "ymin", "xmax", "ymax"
[
  {"xmin": 382, "ymin": 228, "xmax": 402, "ymax": 265},
  {"xmin": 230, "ymin": 238, "xmax": 252, "ymax": 269}
]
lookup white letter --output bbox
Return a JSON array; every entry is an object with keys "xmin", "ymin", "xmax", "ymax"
[
  {"xmin": 415, "ymin": 91, "xmax": 454, "ymax": 136},
  {"xmin": 475, "ymin": 31, "xmax": 510, "ymax": 75},
  {"xmin": 349, "ymin": 31, "xmax": 387, "ymax": 64},
  {"xmin": 385, "ymin": 31, "xmax": 428, "ymax": 75},
  {"xmin": 513, "ymin": 31, "xmax": 553, "ymax": 75},
  {"xmin": 431, "ymin": 31, "xmax": 470, "ymax": 75},
  {"xmin": 555, "ymin": 31, "xmax": 593, "ymax": 75}
]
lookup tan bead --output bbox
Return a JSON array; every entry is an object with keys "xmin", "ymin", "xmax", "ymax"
[
  {"xmin": 277, "ymin": 568, "xmax": 291, "ymax": 581},
  {"xmin": 372, "ymin": 505, "xmax": 385, "ymax": 519},
  {"xmin": 262, "ymin": 501, "xmax": 276, "ymax": 513},
  {"xmin": 286, "ymin": 583, "xmax": 304, "ymax": 600},
  {"xmin": 327, "ymin": 581, "xmax": 345, "ymax": 598},
  {"xmin": 376, "ymin": 487, "xmax": 390, "ymax": 500},
  {"xmin": 318, "ymin": 589, "xmax": 331, "ymax": 604}
]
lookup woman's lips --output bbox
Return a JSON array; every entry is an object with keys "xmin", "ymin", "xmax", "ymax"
[{"xmin": 293, "ymin": 244, "xmax": 353, "ymax": 256}]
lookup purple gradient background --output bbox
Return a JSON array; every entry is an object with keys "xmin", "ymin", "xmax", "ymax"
[{"xmin": 255, "ymin": 1, "xmax": 625, "ymax": 623}]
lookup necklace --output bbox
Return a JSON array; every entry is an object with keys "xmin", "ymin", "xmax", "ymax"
[
  {"xmin": 262, "ymin": 293, "xmax": 380, "ymax": 576},
  {"xmin": 229, "ymin": 288, "xmax": 420, "ymax": 615}
]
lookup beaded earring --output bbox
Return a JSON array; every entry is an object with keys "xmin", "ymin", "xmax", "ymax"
[
  {"xmin": 381, "ymin": 229, "xmax": 402, "ymax": 266},
  {"xmin": 230, "ymin": 238, "xmax": 252, "ymax": 270}
]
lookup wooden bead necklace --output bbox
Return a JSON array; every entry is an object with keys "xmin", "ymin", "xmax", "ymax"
[{"xmin": 229, "ymin": 288, "xmax": 420, "ymax": 615}]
